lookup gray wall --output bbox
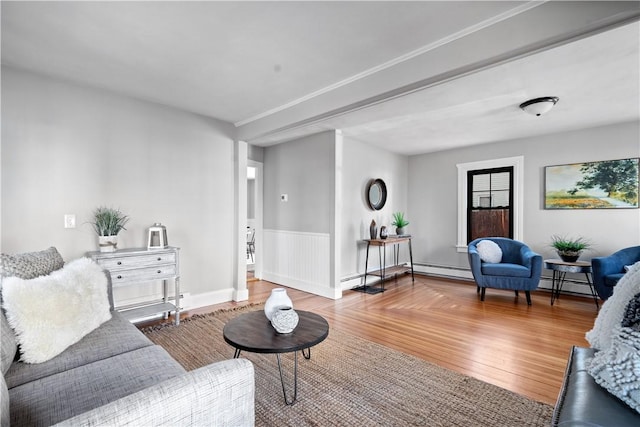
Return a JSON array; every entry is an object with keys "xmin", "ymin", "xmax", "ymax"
[
  {"xmin": 341, "ymin": 136, "xmax": 409, "ymax": 277},
  {"xmin": 1, "ymin": 66, "xmax": 237, "ymax": 297},
  {"xmin": 263, "ymin": 131, "xmax": 335, "ymax": 233},
  {"xmin": 408, "ymin": 121, "xmax": 640, "ymax": 269}
]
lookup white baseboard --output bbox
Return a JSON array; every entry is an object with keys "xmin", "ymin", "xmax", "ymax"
[
  {"xmin": 412, "ymin": 263, "xmax": 596, "ymax": 298},
  {"xmin": 180, "ymin": 288, "xmax": 236, "ymax": 311},
  {"xmin": 262, "ymin": 272, "xmax": 342, "ymax": 299}
]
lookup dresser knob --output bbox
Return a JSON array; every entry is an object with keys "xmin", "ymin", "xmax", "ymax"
[
  {"xmin": 117, "ymin": 261, "xmax": 122, "ymax": 265},
  {"xmin": 157, "ymin": 257, "xmax": 161, "ymax": 261},
  {"xmin": 157, "ymin": 270, "xmax": 162, "ymax": 274},
  {"xmin": 117, "ymin": 275, "xmax": 122, "ymax": 279}
]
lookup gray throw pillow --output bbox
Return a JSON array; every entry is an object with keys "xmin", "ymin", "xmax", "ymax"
[
  {"xmin": 0, "ymin": 247, "xmax": 64, "ymax": 280},
  {"xmin": 1, "ymin": 310, "xmax": 17, "ymax": 374}
]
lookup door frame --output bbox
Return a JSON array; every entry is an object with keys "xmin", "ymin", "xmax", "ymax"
[{"xmin": 248, "ymin": 159, "xmax": 263, "ymax": 279}]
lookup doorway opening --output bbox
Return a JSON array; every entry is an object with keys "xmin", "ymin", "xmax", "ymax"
[{"xmin": 247, "ymin": 161, "xmax": 263, "ymax": 282}]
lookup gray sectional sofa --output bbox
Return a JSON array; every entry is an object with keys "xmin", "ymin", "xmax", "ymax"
[{"xmin": 1, "ymin": 248, "xmax": 254, "ymax": 426}]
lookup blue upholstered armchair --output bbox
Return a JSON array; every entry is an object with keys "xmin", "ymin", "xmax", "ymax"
[
  {"xmin": 591, "ymin": 245, "xmax": 640, "ymax": 300},
  {"xmin": 468, "ymin": 237, "xmax": 542, "ymax": 305}
]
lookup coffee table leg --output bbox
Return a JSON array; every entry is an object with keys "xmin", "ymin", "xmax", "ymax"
[
  {"xmin": 233, "ymin": 348, "xmax": 242, "ymax": 358},
  {"xmin": 276, "ymin": 351, "xmax": 299, "ymax": 405},
  {"xmin": 302, "ymin": 347, "xmax": 311, "ymax": 360}
]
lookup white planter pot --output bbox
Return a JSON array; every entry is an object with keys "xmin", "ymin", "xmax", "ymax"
[
  {"xmin": 98, "ymin": 235, "xmax": 118, "ymax": 252},
  {"xmin": 264, "ymin": 288, "xmax": 293, "ymax": 320}
]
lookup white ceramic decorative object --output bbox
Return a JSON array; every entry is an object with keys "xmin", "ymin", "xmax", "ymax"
[
  {"xmin": 264, "ymin": 288, "xmax": 293, "ymax": 320},
  {"xmin": 271, "ymin": 306, "xmax": 299, "ymax": 334},
  {"xmin": 98, "ymin": 235, "xmax": 118, "ymax": 252}
]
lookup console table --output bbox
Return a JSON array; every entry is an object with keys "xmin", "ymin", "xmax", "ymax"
[
  {"xmin": 356, "ymin": 236, "xmax": 414, "ymax": 294},
  {"xmin": 87, "ymin": 247, "xmax": 181, "ymax": 325},
  {"xmin": 544, "ymin": 259, "xmax": 599, "ymax": 309}
]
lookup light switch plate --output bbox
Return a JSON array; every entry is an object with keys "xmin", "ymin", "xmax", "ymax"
[{"xmin": 64, "ymin": 214, "xmax": 76, "ymax": 228}]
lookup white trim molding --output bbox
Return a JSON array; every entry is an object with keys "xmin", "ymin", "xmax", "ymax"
[{"xmin": 456, "ymin": 156, "xmax": 524, "ymax": 252}]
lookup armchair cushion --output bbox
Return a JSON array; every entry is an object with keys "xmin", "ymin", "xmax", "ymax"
[{"xmin": 482, "ymin": 263, "xmax": 531, "ymax": 278}]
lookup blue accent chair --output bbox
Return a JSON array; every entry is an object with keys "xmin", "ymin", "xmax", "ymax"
[
  {"xmin": 591, "ymin": 246, "xmax": 640, "ymax": 300},
  {"xmin": 468, "ymin": 237, "xmax": 542, "ymax": 305}
]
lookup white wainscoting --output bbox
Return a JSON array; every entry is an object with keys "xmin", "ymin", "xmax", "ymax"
[{"xmin": 262, "ymin": 229, "xmax": 336, "ymax": 298}]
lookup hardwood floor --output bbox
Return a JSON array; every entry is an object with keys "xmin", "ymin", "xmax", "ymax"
[{"xmin": 147, "ymin": 274, "xmax": 599, "ymax": 406}]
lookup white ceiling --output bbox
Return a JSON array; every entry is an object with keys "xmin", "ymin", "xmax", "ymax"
[{"xmin": 2, "ymin": 1, "xmax": 639, "ymax": 155}]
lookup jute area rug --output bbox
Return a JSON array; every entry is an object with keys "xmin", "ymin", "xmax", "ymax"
[{"xmin": 142, "ymin": 304, "xmax": 553, "ymax": 426}]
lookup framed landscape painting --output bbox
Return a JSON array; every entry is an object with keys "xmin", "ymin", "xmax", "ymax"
[{"xmin": 544, "ymin": 158, "xmax": 639, "ymax": 209}]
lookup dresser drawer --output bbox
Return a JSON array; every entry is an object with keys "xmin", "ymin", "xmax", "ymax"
[
  {"xmin": 96, "ymin": 252, "xmax": 176, "ymax": 271},
  {"xmin": 110, "ymin": 265, "xmax": 177, "ymax": 286}
]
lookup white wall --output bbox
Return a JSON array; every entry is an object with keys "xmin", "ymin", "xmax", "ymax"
[
  {"xmin": 341, "ymin": 136, "xmax": 409, "ymax": 280},
  {"xmin": 408, "ymin": 121, "xmax": 640, "ymax": 271},
  {"xmin": 1, "ymin": 66, "xmax": 239, "ymax": 306}
]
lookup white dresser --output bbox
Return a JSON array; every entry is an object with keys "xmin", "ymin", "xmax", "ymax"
[{"xmin": 87, "ymin": 247, "xmax": 181, "ymax": 325}]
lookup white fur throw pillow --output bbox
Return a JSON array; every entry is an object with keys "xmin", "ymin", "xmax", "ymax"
[
  {"xmin": 1, "ymin": 257, "xmax": 111, "ymax": 364},
  {"xmin": 476, "ymin": 240, "xmax": 502, "ymax": 264},
  {"xmin": 586, "ymin": 261, "xmax": 640, "ymax": 350}
]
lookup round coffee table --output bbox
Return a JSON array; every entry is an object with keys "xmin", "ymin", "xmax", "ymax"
[{"xmin": 223, "ymin": 310, "xmax": 329, "ymax": 405}]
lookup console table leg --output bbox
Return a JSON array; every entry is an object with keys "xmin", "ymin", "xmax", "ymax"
[
  {"xmin": 276, "ymin": 351, "xmax": 299, "ymax": 405},
  {"xmin": 408, "ymin": 239, "xmax": 415, "ymax": 282}
]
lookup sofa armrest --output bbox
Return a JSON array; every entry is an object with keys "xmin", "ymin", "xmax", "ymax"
[
  {"xmin": 54, "ymin": 358, "xmax": 254, "ymax": 427},
  {"xmin": 552, "ymin": 346, "xmax": 640, "ymax": 427}
]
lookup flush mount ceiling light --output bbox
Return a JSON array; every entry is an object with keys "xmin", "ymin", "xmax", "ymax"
[{"xmin": 519, "ymin": 96, "xmax": 559, "ymax": 116}]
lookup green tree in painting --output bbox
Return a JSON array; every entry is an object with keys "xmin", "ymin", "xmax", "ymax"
[{"xmin": 574, "ymin": 159, "xmax": 638, "ymax": 204}]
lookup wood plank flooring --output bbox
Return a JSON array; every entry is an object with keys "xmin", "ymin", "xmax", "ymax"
[{"xmin": 146, "ymin": 274, "xmax": 599, "ymax": 406}]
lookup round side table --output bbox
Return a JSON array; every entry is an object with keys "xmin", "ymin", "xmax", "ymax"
[{"xmin": 544, "ymin": 259, "xmax": 599, "ymax": 309}]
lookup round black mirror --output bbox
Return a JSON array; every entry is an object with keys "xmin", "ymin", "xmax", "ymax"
[{"xmin": 366, "ymin": 179, "xmax": 387, "ymax": 210}]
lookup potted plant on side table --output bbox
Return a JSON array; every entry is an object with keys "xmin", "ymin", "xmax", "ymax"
[
  {"xmin": 550, "ymin": 235, "xmax": 591, "ymax": 262},
  {"xmin": 91, "ymin": 206, "xmax": 130, "ymax": 252},
  {"xmin": 392, "ymin": 212, "xmax": 410, "ymax": 236}
]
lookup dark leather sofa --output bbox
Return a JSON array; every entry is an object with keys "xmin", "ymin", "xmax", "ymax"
[{"xmin": 552, "ymin": 346, "xmax": 640, "ymax": 426}]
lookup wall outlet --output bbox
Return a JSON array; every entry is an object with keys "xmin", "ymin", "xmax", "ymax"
[{"xmin": 64, "ymin": 214, "xmax": 76, "ymax": 229}]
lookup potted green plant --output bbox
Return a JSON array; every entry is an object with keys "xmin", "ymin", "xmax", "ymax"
[
  {"xmin": 392, "ymin": 212, "xmax": 410, "ymax": 236},
  {"xmin": 91, "ymin": 206, "xmax": 130, "ymax": 252},
  {"xmin": 550, "ymin": 235, "xmax": 591, "ymax": 262}
]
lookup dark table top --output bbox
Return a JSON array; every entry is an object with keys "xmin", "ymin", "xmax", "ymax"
[{"xmin": 223, "ymin": 310, "xmax": 329, "ymax": 354}]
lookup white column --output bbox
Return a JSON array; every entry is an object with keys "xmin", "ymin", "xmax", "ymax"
[{"xmin": 234, "ymin": 140, "xmax": 249, "ymax": 301}]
